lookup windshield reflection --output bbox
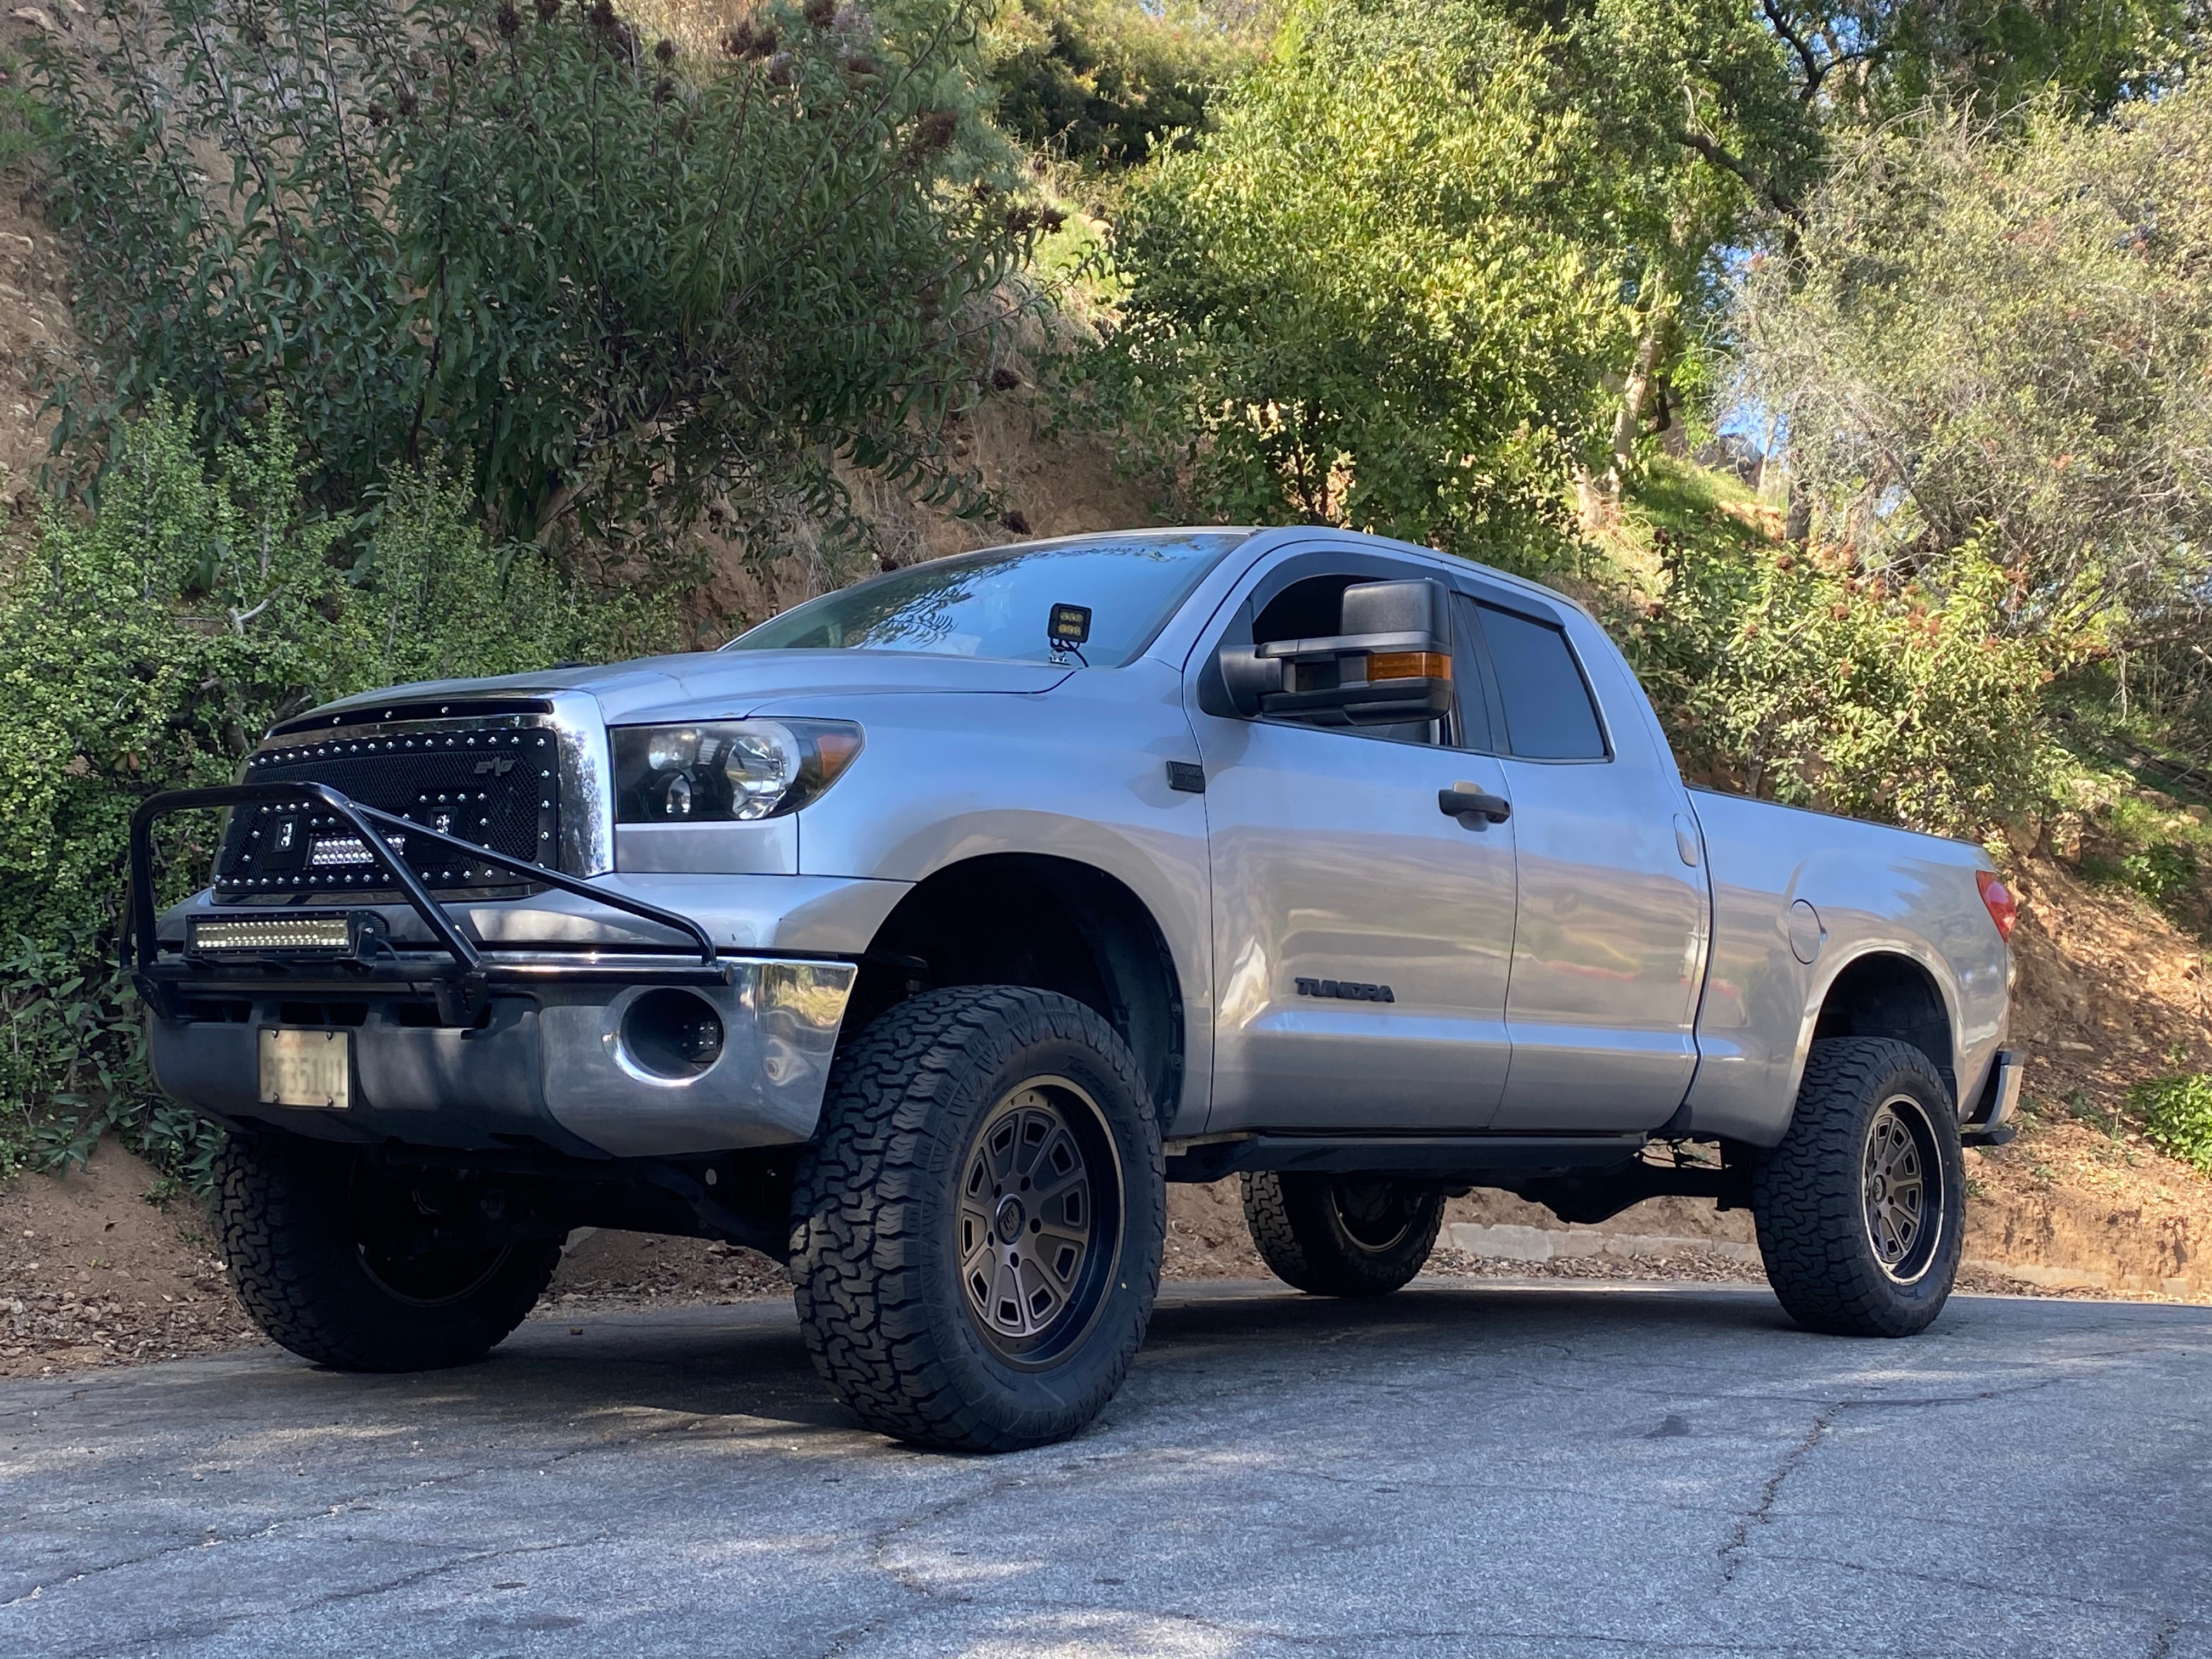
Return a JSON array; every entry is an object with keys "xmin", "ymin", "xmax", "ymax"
[{"xmin": 722, "ymin": 532, "xmax": 1248, "ymax": 668}]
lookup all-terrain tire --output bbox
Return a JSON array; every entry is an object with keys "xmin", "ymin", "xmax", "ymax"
[
  {"xmin": 1240, "ymin": 1172, "xmax": 1444, "ymax": 1297},
  {"xmin": 1753, "ymin": 1036, "xmax": 1965, "ymax": 1338},
  {"xmin": 789, "ymin": 986, "xmax": 1166, "ymax": 1453},
  {"xmin": 212, "ymin": 1135, "xmax": 561, "ymax": 1372}
]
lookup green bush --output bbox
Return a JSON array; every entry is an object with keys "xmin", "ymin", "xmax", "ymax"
[
  {"xmin": 0, "ymin": 400, "xmax": 663, "ymax": 1180},
  {"xmin": 2069, "ymin": 791, "xmax": 2212, "ymax": 932},
  {"xmin": 2120, "ymin": 843, "xmax": 2203, "ymax": 910},
  {"xmin": 1626, "ymin": 473, "xmax": 2067, "ymax": 837},
  {"xmin": 2131, "ymin": 1073, "xmax": 2212, "ymax": 1177},
  {"xmin": 35, "ymin": 0, "xmax": 1030, "ymax": 563},
  {"xmin": 985, "ymin": 0, "xmax": 1254, "ymax": 166}
]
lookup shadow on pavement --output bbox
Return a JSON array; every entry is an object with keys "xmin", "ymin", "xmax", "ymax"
[
  {"xmin": 272, "ymin": 1281, "xmax": 1798, "ymax": 1436},
  {"xmin": 133, "ymin": 1277, "xmax": 2203, "ymax": 1447}
]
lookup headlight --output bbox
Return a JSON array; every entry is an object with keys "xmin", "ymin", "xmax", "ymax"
[{"xmin": 612, "ymin": 720, "xmax": 863, "ymax": 823}]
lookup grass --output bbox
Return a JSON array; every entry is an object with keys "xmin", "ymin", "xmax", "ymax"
[
  {"xmin": 1586, "ymin": 452, "xmax": 1781, "ymax": 596},
  {"xmin": 0, "ymin": 52, "xmax": 41, "ymax": 177},
  {"xmin": 2069, "ymin": 781, "xmax": 2212, "ymax": 936}
]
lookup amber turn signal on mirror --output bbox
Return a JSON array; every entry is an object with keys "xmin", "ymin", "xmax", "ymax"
[{"xmin": 1365, "ymin": 651, "xmax": 1452, "ymax": 682}]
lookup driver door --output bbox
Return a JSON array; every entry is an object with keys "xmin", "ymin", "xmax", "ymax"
[{"xmin": 1189, "ymin": 549, "xmax": 1518, "ymax": 1132}]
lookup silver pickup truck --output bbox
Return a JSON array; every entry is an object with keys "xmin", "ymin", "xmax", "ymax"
[{"xmin": 130, "ymin": 527, "xmax": 2024, "ymax": 1451}]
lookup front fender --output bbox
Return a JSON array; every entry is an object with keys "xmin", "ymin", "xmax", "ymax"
[{"xmin": 772, "ymin": 660, "xmax": 1216, "ymax": 1118}]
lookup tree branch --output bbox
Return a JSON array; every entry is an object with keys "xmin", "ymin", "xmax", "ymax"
[
  {"xmin": 1676, "ymin": 128, "xmax": 1798, "ymax": 219},
  {"xmin": 1760, "ymin": 0, "xmax": 1826, "ymax": 101}
]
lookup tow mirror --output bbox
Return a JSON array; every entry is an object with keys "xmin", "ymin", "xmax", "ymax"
[{"xmin": 1219, "ymin": 579, "xmax": 1453, "ymax": 726}]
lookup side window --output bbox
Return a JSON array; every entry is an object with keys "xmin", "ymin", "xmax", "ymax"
[
  {"xmin": 1447, "ymin": 596, "xmax": 1498, "ymax": 753},
  {"xmin": 1472, "ymin": 603, "xmax": 1607, "ymax": 760},
  {"xmin": 1251, "ymin": 574, "xmax": 1361, "ymax": 649},
  {"xmin": 1251, "ymin": 573, "xmax": 1441, "ymax": 748}
]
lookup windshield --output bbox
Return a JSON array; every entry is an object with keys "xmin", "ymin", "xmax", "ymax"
[{"xmin": 722, "ymin": 532, "xmax": 1249, "ymax": 668}]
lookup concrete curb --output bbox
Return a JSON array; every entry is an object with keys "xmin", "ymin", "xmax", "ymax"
[
  {"xmin": 1443, "ymin": 1223, "xmax": 2202, "ymax": 1300},
  {"xmin": 1443, "ymin": 1222, "xmax": 1760, "ymax": 1266}
]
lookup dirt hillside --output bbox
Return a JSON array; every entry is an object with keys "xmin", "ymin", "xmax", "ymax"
[
  {"xmin": 2, "ymin": 1138, "xmax": 254, "ymax": 1375},
  {"xmin": 0, "ymin": 25, "xmax": 66, "ymax": 525}
]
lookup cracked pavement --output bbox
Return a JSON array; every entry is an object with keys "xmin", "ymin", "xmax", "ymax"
[{"xmin": 3, "ymin": 1279, "xmax": 2208, "ymax": 1658}]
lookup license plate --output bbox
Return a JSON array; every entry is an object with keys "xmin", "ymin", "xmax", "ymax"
[{"xmin": 259, "ymin": 1028, "xmax": 351, "ymax": 1109}]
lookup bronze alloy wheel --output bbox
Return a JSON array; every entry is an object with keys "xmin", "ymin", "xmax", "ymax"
[
  {"xmin": 1861, "ymin": 1092, "xmax": 1944, "ymax": 1285},
  {"xmin": 1328, "ymin": 1181, "xmax": 1425, "ymax": 1254},
  {"xmin": 1752, "ymin": 1037, "xmax": 1965, "ymax": 1338},
  {"xmin": 956, "ymin": 1077, "xmax": 1125, "ymax": 1365},
  {"xmin": 355, "ymin": 1241, "xmax": 517, "ymax": 1308}
]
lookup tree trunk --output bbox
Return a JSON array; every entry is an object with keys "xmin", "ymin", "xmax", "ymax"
[
  {"xmin": 1609, "ymin": 318, "xmax": 1666, "ymax": 474},
  {"xmin": 1602, "ymin": 303, "xmax": 1670, "ymax": 499}
]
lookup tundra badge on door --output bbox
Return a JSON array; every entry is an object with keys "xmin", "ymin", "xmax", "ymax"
[{"xmin": 1295, "ymin": 978, "xmax": 1395, "ymax": 1003}]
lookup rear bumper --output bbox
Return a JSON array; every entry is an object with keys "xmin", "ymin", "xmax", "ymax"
[
  {"xmin": 1961, "ymin": 1047, "xmax": 2025, "ymax": 1147},
  {"xmin": 146, "ymin": 953, "xmax": 855, "ymax": 1158}
]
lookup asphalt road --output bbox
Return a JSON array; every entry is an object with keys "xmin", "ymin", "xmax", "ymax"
[{"xmin": 4, "ymin": 1280, "xmax": 2208, "ymax": 1659}]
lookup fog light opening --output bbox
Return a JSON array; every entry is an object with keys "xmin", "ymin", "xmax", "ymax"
[{"xmin": 619, "ymin": 989, "xmax": 725, "ymax": 1080}]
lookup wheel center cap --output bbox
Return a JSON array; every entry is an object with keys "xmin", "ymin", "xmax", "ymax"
[{"xmin": 995, "ymin": 1195, "xmax": 1026, "ymax": 1244}]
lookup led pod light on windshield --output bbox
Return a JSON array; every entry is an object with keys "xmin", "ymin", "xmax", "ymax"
[{"xmin": 612, "ymin": 720, "xmax": 863, "ymax": 823}]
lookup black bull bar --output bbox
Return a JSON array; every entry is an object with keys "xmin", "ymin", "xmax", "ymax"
[{"xmin": 125, "ymin": 783, "xmax": 721, "ymax": 1009}]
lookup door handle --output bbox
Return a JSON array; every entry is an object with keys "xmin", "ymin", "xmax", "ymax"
[{"xmin": 1438, "ymin": 787, "xmax": 1511, "ymax": 826}]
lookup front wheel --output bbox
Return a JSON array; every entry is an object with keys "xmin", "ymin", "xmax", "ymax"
[
  {"xmin": 1241, "ymin": 1172, "xmax": 1444, "ymax": 1297},
  {"xmin": 789, "ymin": 987, "xmax": 1165, "ymax": 1452},
  {"xmin": 212, "ymin": 1135, "xmax": 561, "ymax": 1371},
  {"xmin": 1753, "ymin": 1036, "xmax": 1965, "ymax": 1338}
]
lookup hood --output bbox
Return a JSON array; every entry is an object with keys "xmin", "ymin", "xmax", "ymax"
[{"xmin": 304, "ymin": 649, "xmax": 1077, "ymax": 726}]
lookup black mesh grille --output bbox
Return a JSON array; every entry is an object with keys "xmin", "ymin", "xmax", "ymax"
[{"xmin": 213, "ymin": 726, "xmax": 560, "ymax": 897}]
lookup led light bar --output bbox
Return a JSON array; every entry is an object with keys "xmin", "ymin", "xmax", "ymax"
[
  {"xmin": 188, "ymin": 916, "xmax": 354, "ymax": 954},
  {"xmin": 307, "ymin": 833, "xmax": 406, "ymax": 868}
]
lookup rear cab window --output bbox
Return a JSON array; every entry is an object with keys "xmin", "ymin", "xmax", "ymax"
[{"xmin": 1459, "ymin": 599, "xmax": 1609, "ymax": 761}]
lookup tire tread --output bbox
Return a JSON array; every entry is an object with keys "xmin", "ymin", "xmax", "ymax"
[
  {"xmin": 1240, "ymin": 1171, "xmax": 1442, "ymax": 1297},
  {"xmin": 1753, "ymin": 1036, "xmax": 1963, "ymax": 1338},
  {"xmin": 790, "ymin": 986, "xmax": 1164, "ymax": 1452},
  {"xmin": 213, "ymin": 1136, "xmax": 558, "ymax": 1372}
]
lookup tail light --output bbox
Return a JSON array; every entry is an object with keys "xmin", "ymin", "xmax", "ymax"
[{"xmin": 1976, "ymin": 870, "xmax": 2017, "ymax": 941}]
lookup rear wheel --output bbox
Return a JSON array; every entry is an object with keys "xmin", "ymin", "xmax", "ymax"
[
  {"xmin": 212, "ymin": 1135, "xmax": 560, "ymax": 1371},
  {"xmin": 789, "ymin": 987, "xmax": 1165, "ymax": 1452},
  {"xmin": 1241, "ymin": 1172, "xmax": 1444, "ymax": 1297},
  {"xmin": 1753, "ymin": 1036, "xmax": 1965, "ymax": 1337}
]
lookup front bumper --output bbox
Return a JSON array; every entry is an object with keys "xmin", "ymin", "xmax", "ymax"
[
  {"xmin": 145, "ymin": 953, "xmax": 855, "ymax": 1158},
  {"xmin": 129, "ymin": 781, "xmax": 859, "ymax": 1159}
]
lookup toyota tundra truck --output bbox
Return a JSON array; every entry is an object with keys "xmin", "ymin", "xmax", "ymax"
[{"xmin": 128, "ymin": 527, "xmax": 2025, "ymax": 1451}]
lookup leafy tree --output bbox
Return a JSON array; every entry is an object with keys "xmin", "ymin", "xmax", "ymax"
[
  {"xmin": 34, "ymin": 0, "xmax": 1035, "ymax": 564},
  {"xmin": 985, "ymin": 0, "xmax": 1256, "ymax": 166},
  {"xmin": 1730, "ymin": 91, "xmax": 2212, "ymax": 633},
  {"xmin": 1704, "ymin": 87, "xmax": 2212, "ymax": 840},
  {"xmin": 1082, "ymin": 0, "xmax": 1814, "ymax": 564},
  {"xmin": 1754, "ymin": 0, "xmax": 2200, "ymax": 120},
  {"xmin": 1547, "ymin": 0, "xmax": 1821, "ymax": 492}
]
